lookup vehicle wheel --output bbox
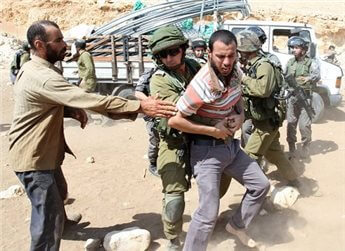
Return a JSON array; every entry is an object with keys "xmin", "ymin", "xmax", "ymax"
[
  {"xmin": 312, "ymin": 92, "xmax": 325, "ymax": 123},
  {"xmin": 111, "ymin": 86, "xmax": 137, "ymax": 100},
  {"xmin": 100, "ymin": 86, "xmax": 137, "ymax": 126}
]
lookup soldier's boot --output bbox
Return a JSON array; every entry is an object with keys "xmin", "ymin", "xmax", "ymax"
[
  {"xmin": 300, "ymin": 144, "xmax": 310, "ymax": 159},
  {"xmin": 166, "ymin": 237, "xmax": 182, "ymax": 251},
  {"xmin": 288, "ymin": 143, "xmax": 296, "ymax": 159}
]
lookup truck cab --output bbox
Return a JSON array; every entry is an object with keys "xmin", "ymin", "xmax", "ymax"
[{"xmin": 222, "ymin": 20, "xmax": 343, "ymax": 121}]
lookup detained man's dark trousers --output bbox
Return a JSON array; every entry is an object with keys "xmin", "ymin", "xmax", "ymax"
[{"xmin": 16, "ymin": 167, "xmax": 68, "ymax": 251}]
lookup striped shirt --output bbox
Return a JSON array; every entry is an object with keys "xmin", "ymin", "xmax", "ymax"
[{"xmin": 177, "ymin": 62, "xmax": 242, "ymax": 119}]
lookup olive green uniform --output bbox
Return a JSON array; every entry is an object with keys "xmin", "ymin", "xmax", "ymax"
[
  {"xmin": 243, "ymin": 56, "xmax": 297, "ymax": 182},
  {"xmin": 150, "ymin": 58, "xmax": 199, "ymax": 240},
  {"xmin": 285, "ymin": 56, "xmax": 320, "ymax": 149},
  {"xmin": 77, "ymin": 50, "xmax": 97, "ymax": 92},
  {"xmin": 10, "ymin": 51, "xmax": 30, "ymax": 84}
]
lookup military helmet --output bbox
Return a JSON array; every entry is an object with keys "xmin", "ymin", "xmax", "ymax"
[
  {"xmin": 236, "ymin": 30, "xmax": 261, "ymax": 52},
  {"xmin": 287, "ymin": 36, "xmax": 308, "ymax": 50},
  {"xmin": 22, "ymin": 41, "xmax": 30, "ymax": 52},
  {"xmin": 191, "ymin": 38, "xmax": 207, "ymax": 49},
  {"xmin": 75, "ymin": 39, "xmax": 86, "ymax": 50},
  {"xmin": 247, "ymin": 26, "xmax": 267, "ymax": 45},
  {"xmin": 149, "ymin": 25, "xmax": 188, "ymax": 55}
]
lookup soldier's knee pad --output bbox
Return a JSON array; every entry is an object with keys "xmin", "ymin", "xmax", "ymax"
[{"xmin": 163, "ymin": 193, "xmax": 185, "ymax": 224}]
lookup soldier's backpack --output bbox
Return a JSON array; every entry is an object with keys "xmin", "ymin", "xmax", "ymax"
[{"xmin": 245, "ymin": 56, "xmax": 287, "ymax": 127}]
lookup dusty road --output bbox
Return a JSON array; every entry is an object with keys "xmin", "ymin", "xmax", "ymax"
[{"xmin": 1, "ymin": 65, "xmax": 345, "ymax": 250}]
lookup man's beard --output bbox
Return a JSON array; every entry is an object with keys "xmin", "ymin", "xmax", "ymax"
[
  {"xmin": 210, "ymin": 57, "xmax": 233, "ymax": 78},
  {"xmin": 46, "ymin": 44, "xmax": 66, "ymax": 64}
]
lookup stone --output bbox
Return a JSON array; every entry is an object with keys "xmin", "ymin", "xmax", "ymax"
[
  {"xmin": 0, "ymin": 185, "xmax": 25, "ymax": 199},
  {"xmin": 86, "ymin": 156, "xmax": 95, "ymax": 164},
  {"xmin": 270, "ymin": 186, "xmax": 300, "ymax": 209},
  {"xmin": 103, "ymin": 227, "xmax": 151, "ymax": 251},
  {"xmin": 84, "ymin": 238, "xmax": 102, "ymax": 251}
]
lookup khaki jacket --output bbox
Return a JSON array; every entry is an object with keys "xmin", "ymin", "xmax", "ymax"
[{"xmin": 9, "ymin": 55, "xmax": 140, "ymax": 172}]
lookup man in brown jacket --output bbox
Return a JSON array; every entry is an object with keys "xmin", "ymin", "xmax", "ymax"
[{"xmin": 9, "ymin": 20, "xmax": 176, "ymax": 251}]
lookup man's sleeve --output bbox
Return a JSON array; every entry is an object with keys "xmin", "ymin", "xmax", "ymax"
[
  {"xmin": 41, "ymin": 75, "xmax": 140, "ymax": 120},
  {"xmin": 242, "ymin": 62, "xmax": 276, "ymax": 98}
]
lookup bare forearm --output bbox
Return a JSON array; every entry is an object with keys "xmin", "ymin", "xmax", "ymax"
[{"xmin": 168, "ymin": 113, "xmax": 215, "ymax": 136}]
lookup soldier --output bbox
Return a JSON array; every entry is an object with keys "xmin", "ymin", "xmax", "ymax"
[
  {"xmin": 237, "ymin": 30, "xmax": 300, "ymax": 186},
  {"xmin": 75, "ymin": 39, "xmax": 97, "ymax": 93},
  {"xmin": 247, "ymin": 26, "xmax": 282, "ymax": 69},
  {"xmin": 190, "ymin": 37, "xmax": 208, "ymax": 65},
  {"xmin": 10, "ymin": 41, "xmax": 31, "ymax": 84},
  {"xmin": 285, "ymin": 36, "xmax": 321, "ymax": 158},
  {"xmin": 323, "ymin": 45, "xmax": 339, "ymax": 65},
  {"xmin": 241, "ymin": 26, "xmax": 283, "ymax": 148},
  {"xmin": 148, "ymin": 25, "xmax": 201, "ymax": 251}
]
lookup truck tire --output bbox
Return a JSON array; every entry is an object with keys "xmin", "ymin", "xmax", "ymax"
[
  {"xmin": 100, "ymin": 86, "xmax": 137, "ymax": 126},
  {"xmin": 312, "ymin": 92, "xmax": 325, "ymax": 123},
  {"xmin": 111, "ymin": 86, "xmax": 136, "ymax": 100}
]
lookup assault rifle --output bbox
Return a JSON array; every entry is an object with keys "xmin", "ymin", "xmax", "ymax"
[{"xmin": 284, "ymin": 74, "xmax": 315, "ymax": 120}]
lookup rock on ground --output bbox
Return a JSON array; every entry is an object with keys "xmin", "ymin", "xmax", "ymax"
[{"xmin": 103, "ymin": 227, "xmax": 151, "ymax": 251}]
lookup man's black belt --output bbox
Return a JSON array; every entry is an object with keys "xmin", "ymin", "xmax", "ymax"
[{"xmin": 190, "ymin": 134, "xmax": 231, "ymax": 146}]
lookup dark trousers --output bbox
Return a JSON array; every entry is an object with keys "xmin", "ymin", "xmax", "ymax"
[{"xmin": 16, "ymin": 167, "xmax": 68, "ymax": 251}]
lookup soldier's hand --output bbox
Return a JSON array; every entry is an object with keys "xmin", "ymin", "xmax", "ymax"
[
  {"xmin": 140, "ymin": 95, "xmax": 177, "ymax": 118},
  {"xmin": 226, "ymin": 113, "xmax": 244, "ymax": 133},
  {"xmin": 296, "ymin": 76, "xmax": 308, "ymax": 84},
  {"xmin": 212, "ymin": 119, "xmax": 233, "ymax": 140}
]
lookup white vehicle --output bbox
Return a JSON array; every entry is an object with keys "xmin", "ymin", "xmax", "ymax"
[{"xmin": 222, "ymin": 20, "xmax": 343, "ymax": 122}]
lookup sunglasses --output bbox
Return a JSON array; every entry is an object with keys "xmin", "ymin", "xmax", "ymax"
[{"xmin": 157, "ymin": 47, "xmax": 181, "ymax": 58}]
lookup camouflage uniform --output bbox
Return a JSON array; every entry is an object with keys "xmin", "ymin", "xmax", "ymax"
[
  {"xmin": 149, "ymin": 26, "xmax": 201, "ymax": 247},
  {"xmin": 241, "ymin": 26, "xmax": 282, "ymax": 148},
  {"xmin": 135, "ymin": 68, "xmax": 159, "ymax": 174},
  {"xmin": 77, "ymin": 50, "xmax": 97, "ymax": 93},
  {"xmin": 237, "ymin": 30, "xmax": 298, "ymax": 182},
  {"xmin": 10, "ymin": 42, "xmax": 31, "ymax": 84},
  {"xmin": 285, "ymin": 36, "xmax": 321, "ymax": 155}
]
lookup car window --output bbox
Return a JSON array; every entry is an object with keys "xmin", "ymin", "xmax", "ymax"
[
  {"xmin": 272, "ymin": 28, "xmax": 311, "ymax": 54},
  {"xmin": 231, "ymin": 27, "xmax": 245, "ymax": 34}
]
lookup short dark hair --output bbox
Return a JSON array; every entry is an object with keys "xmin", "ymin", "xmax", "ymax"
[
  {"xmin": 209, "ymin": 30, "xmax": 237, "ymax": 51},
  {"xmin": 27, "ymin": 20, "xmax": 59, "ymax": 50},
  {"xmin": 329, "ymin": 45, "xmax": 335, "ymax": 50}
]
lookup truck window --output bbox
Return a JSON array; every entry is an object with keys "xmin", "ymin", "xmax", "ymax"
[
  {"xmin": 272, "ymin": 28, "xmax": 311, "ymax": 55},
  {"xmin": 231, "ymin": 27, "xmax": 245, "ymax": 34}
]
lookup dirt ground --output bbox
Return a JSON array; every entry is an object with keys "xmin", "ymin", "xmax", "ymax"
[{"xmin": 1, "ymin": 0, "xmax": 345, "ymax": 250}]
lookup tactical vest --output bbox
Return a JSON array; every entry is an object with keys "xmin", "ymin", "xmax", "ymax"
[
  {"xmin": 244, "ymin": 57, "xmax": 285, "ymax": 126},
  {"xmin": 154, "ymin": 58, "xmax": 201, "ymax": 142},
  {"xmin": 286, "ymin": 57, "xmax": 313, "ymax": 89}
]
